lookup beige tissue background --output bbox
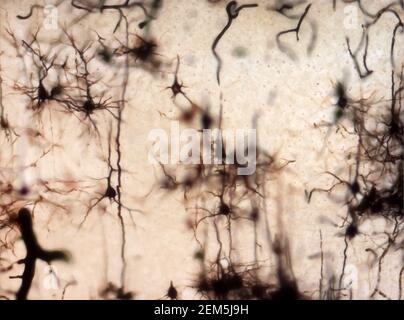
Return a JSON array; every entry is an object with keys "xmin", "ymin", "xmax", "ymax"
[{"xmin": 0, "ymin": 0, "xmax": 403, "ymax": 299}]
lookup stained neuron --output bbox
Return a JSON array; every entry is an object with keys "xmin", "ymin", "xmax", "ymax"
[
  {"xmin": 0, "ymin": 0, "xmax": 403, "ymax": 301},
  {"xmin": 212, "ymin": 1, "xmax": 258, "ymax": 85}
]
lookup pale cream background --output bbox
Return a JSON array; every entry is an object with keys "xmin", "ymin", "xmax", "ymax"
[{"xmin": 0, "ymin": 0, "xmax": 403, "ymax": 299}]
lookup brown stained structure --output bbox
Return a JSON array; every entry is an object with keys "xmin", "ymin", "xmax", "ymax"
[{"xmin": 0, "ymin": 0, "xmax": 402, "ymax": 300}]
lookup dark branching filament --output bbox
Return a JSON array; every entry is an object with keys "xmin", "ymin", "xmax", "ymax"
[
  {"xmin": 12, "ymin": 208, "xmax": 70, "ymax": 300},
  {"xmin": 1, "ymin": 0, "xmax": 403, "ymax": 301},
  {"xmin": 212, "ymin": 1, "xmax": 258, "ymax": 85}
]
